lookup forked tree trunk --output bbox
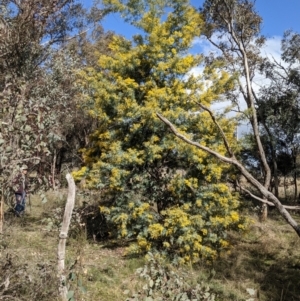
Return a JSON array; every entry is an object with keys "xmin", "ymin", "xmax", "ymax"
[
  {"xmin": 57, "ymin": 173, "xmax": 76, "ymax": 301},
  {"xmin": 273, "ymin": 161, "xmax": 279, "ymax": 198}
]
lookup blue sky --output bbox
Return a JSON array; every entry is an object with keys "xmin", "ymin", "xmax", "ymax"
[
  {"xmin": 81, "ymin": 0, "xmax": 300, "ymax": 38},
  {"xmin": 79, "ymin": 0, "xmax": 300, "ymax": 135},
  {"xmin": 252, "ymin": 0, "xmax": 300, "ymax": 38}
]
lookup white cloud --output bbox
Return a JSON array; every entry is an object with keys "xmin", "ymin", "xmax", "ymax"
[
  {"xmin": 189, "ymin": 36, "xmax": 285, "ymax": 137},
  {"xmin": 260, "ymin": 36, "xmax": 282, "ymax": 61},
  {"xmin": 252, "ymin": 36, "xmax": 283, "ymax": 92},
  {"xmin": 192, "ymin": 36, "xmax": 219, "ymax": 56},
  {"xmin": 190, "ymin": 35, "xmax": 285, "ymax": 94}
]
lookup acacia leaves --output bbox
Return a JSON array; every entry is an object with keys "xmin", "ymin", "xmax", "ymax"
[{"xmin": 74, "ymin": 0, "xmax": 244, "ymax": 262}]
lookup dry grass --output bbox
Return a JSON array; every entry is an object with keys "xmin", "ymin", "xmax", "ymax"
[
  {"xmin": 205, "ymin": 212, "xmax": 300, "ymax": 301},
  {"xmin": 1, "ymin": 191, "xmax": 300, "ymax": 300},
  {"xmin": 0, "ymin": 192, "xmax": 145, "ymax": 301}
]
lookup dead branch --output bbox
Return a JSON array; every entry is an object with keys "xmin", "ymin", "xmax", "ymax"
[
  {"xmin": 196, "ymin": 102, "xmax": 234, "ymax": 157},
  {"xmin": 156, "ymin": 112, "xmax": 300, "ymax": 236},
  {"xmin": 240, "ymin": 186, "xmax": 300, "ymax": 210},
  {"xmin": 0, "ymin": 296, "xmax": 23, "ymax": 300}
]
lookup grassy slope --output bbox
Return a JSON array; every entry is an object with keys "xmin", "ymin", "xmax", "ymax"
[{"xmin": 1, "ymin": 192, "xmax": 300, "ymax": 301}]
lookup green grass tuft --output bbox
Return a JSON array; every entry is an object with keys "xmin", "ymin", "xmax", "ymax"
[{"xmin": 1, "ymin": 191, "xmax": 300, "ymax": 300}]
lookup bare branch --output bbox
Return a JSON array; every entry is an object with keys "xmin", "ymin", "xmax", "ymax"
[
  {"xmin": 196, "ymin": 101, "xmax": 235, "ymax": 157},
  {"xmin": 157, "ymin": 112, "xmax": 235, "ymax": 165},
  {"xmin": 41, "ymin": 26, "xmax": 94, "ymax": 46},
  {"xmin": 239, "ymin": 186, "xmax": 300, "ymax": 210},
  {"xmin": 0, "ymin": 295, "xmax": 24, "ymax": 301},
  {"xmin": 156, "ymin": 112, "xmax": 300, "ymax": 236}
]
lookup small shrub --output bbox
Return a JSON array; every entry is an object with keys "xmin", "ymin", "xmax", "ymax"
[
  {"xmin": 125, "ymin": 253, "xmax": 216, "ymax": 301},
  {"xmin": 41, "ymin": 203, "xmax": 108, "ymax": 240},
  {"xmin": 0, "ymin": 253, "xmax": 58, "ymax": 301}
]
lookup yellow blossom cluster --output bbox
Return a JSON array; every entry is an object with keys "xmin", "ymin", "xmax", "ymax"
[
  {"xmin": 148, "ymin": 223, "xmax": 164, "ymax": 239},
  {"xmin": 162, "ymin": 207, "xmax": 191, "ymax": 233},
  {"xmin": 73, "ymin": 0, "xmax": 247, "ymax": 263},
  {"xmin": 132, "ymin": 203, "xmax": 150, "ymax": 219}
]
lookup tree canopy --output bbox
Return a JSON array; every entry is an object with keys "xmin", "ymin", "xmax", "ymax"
[
  {"xmin": 73, "ymin": 0, "xmax": 247, "ymax": 263},
  {"xmin": 0, "ymin": 0, "xmax": 106, "ymax": 202}
]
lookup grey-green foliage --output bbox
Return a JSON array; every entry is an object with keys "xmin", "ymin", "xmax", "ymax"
[
  {"xmin": 67, "ymin": 270, "xmax": 87, "ymax": 301},
  {"xmin": 41, "ymin": 204, "xmax": 85, "ymax": 238},
  {"xmin": 0, "ymin": 0, "xmax": 100, "ymax": 205},
  {"xmin": 0, "ymin": 49, "xmax": 80, "ymax": 205},
  {"xmin": 125, "ymin": 253, "xmax": 215, "ymax": 301},
  {"xmin": 0, "ymin": 253, "xmax": 57, "ymax": 300}
]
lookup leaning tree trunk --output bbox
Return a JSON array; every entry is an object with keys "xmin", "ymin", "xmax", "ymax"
[
  {"xmin": 157, "ymin": 113, "xmax": 300, "ymax": 237},
  {"xmin": 57, "ymin": 173, "xmax": 76, "ymax": 301}
]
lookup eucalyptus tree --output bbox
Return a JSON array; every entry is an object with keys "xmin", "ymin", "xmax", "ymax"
[
  {"xmin": 0, "ymin": 0, "xmax": 107, "ymax": 206},
  {"xmin": 158, "ymin": 0, "xmax": 300, "ymax": 236},
  {"xmin": 257, "ymin": 31, "xmax": 300, "ymax": 200}
]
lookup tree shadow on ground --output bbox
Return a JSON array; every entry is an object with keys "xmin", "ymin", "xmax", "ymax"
[
  {"xmin": 261, "ymin": 260, "xmax": 300, "ymax": 301},
  {"xmin": 209, "ymin": 214, "xmax": 300, "ymax": 301}
]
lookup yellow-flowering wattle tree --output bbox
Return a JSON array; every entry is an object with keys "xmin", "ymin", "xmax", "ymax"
[{"xmin": 74, "ymin": 0, "xmax": 246, "ymax": 264}]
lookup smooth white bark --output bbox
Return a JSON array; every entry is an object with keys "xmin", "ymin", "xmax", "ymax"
[{"xmin": 157, "ymin": 113, "xmax": 300, "ymax": 236}]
